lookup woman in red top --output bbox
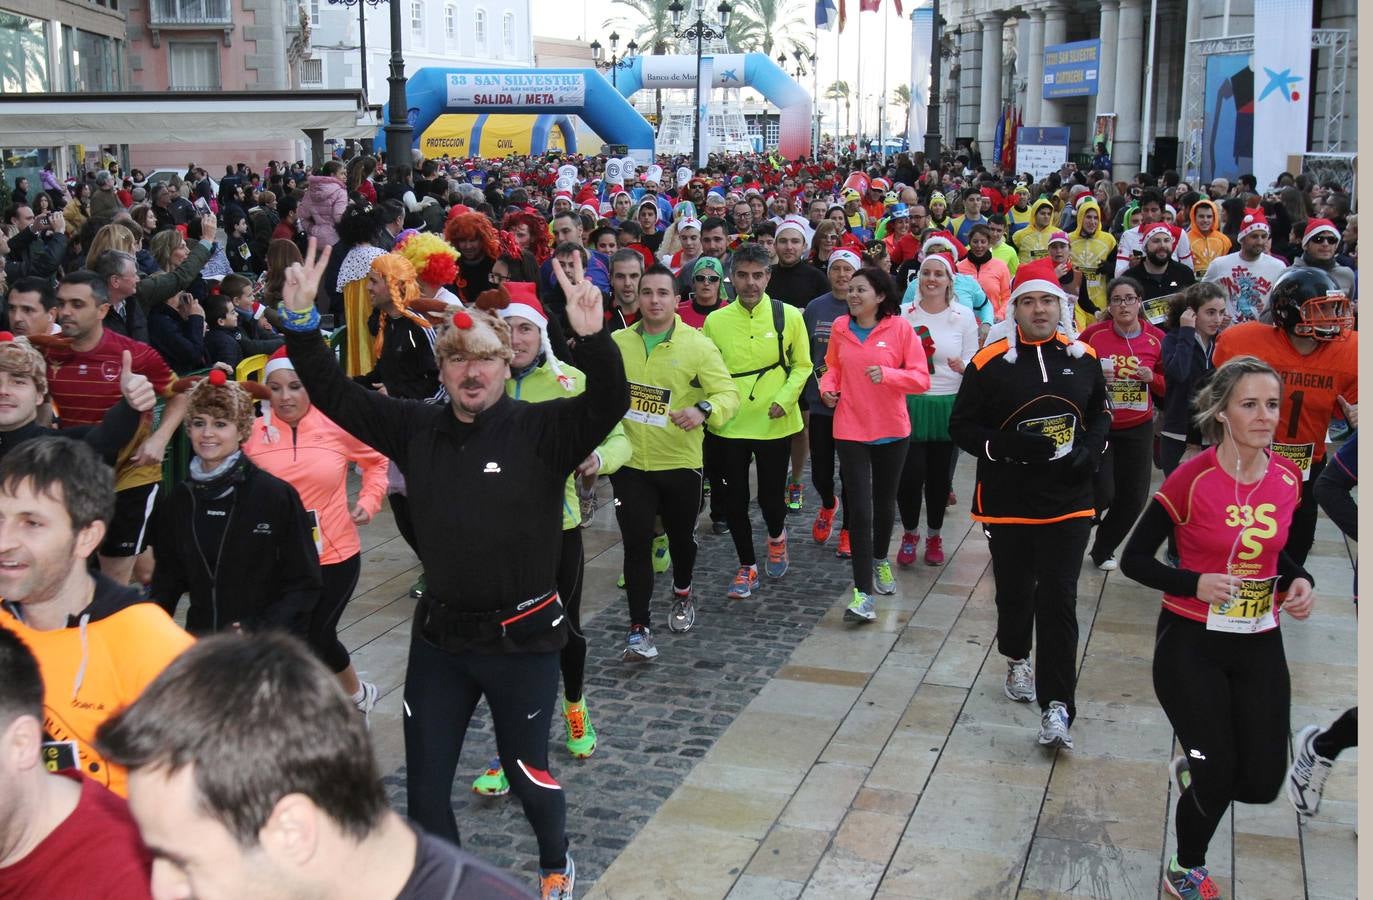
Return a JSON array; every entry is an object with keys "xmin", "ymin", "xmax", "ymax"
[
  {"xmin": 819, "ymin": 267, "xmax": 931, "ymax": 623},
  {"xmin": 1122, "ymin": 356, "xmax": 1314, "ymax": 900},
  {"xmin": 1080, "ymin": 275, "xmax": 1167, "ymax": 570},
  {"xmin": 245, "ymin": 352, "xmax": 390, "ymax": 716}
]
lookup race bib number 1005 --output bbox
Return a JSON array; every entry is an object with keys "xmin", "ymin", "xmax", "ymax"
[
  {"xmin": 1016, "ymin": 413, "xmax": 1077, "ymax": 460},
  {"xmin": 625, "ymin": 383, "xmax": 672, "ymax": 428}
]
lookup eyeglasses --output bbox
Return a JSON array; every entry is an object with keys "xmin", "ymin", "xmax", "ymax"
[
  {"xmin": 1109, "ymin": 295, "xmax": 1141, "ymax": 306},
  {"xmin": 1308, "ymin": 235, "xmax": 1339, "ymax": 245},
  {"xmin": 489, "ymin": 272, "xmax": 508, "ymax": 283},
  {"xmin": 694, "ymin": 274, "xmax": 721, "ymax": 283}
]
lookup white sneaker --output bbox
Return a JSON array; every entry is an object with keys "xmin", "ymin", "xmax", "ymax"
[
  {"xmin": 1037, "ymin": 701, "xmax": 1073, "ymax": 750},
  {"xmin": 1096, "ymin": 556, "xmax": 1118, "ymax": 571},
  {"xmin": 1004, "ymin": 658, "xmax": 1036, "ymax": 702},
  {"xmin": 353, "ymin": 680, "xmax": 379, "ymax": 727},
  {"xmin": 1287, "ymin": 724, "xmax": 1334, "ymax": 816}
]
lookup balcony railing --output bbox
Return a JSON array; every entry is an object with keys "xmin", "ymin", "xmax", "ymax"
[{"xmin": 150, "ymin": 0, "xmax": 232, "ymax": 26}]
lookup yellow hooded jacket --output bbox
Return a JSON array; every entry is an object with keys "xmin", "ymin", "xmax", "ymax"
[
  {"xmin": 1069, "ymin": 198, "xmax": 1117, "ymax": 321},
  {"xmin": 1186, "ymin": 199, "xmax": 1233, "ymax": 277},
  {"xmin": 1011, "ymin": 199, "xmax": 1057, "ymax": 262}
]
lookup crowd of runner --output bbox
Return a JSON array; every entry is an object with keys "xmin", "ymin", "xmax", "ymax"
[{"xmin": 0, "ymin": 143, "xmax": 1358, "ymax": 900}]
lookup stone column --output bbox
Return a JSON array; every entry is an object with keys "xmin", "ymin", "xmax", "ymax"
[
  {"xmin": 958, "ymin": 18, "xmax": 982, "ymax": 142},
  {"xmin": 977, "ymin": 14, "xmax": 1004, "ymax": 151},
  {"xmin": 1113, "ymin": 0, "xmax": 1146, "ymax": 180},
  {"xmin": 1024, "ymin": 6, "xmax": 1045, "ymax": 126},
  {"xmin": 1094, "ymin": 0, "xmax": 1120, "ymax": 122},
  {"xmin": 1039, "ymin": 1, "xmax": 1068, "ymax": 126}
]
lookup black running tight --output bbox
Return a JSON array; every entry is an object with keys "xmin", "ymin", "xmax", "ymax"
[
  {"xmin": 1152, "ymin": 611, "xmax": 1290, "ymax": 870},
  {"xmin": 807, "ymin": 413, "xmax": 849, "ymax": 528},
  {"xmin": 556, "ymin": 527, "xmax": 586, "ymax": 703},
  {"xmin": 309, "ymin": 554, "xmax": 362, "ymax": 673},
  {"xmin": 897, "ymin": 439, "xmax": 956, "ymax": 532}
]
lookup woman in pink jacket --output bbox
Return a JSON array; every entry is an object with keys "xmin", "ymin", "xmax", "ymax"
[
  {"xmin": 298, "ymin": 160, "xmax": 349, "ymax": 246},
  {"xmin": 245, "ymin": 350, "xmax": 391, "ymax": 716},
  {"xmin": 820, "ymin": 267, "xmax": 932, "ymax": 623}
]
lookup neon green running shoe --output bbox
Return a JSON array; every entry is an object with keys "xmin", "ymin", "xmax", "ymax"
[
  {"xmin": 563, "ymin": 697, "xmax": 597, "ymax": 758},
  {"xmin": 471, "ymin": 757, "xmax": 509, "ymax": 796},
  {"xmin": 617, "ymin": 572, "xmax": 626, "ymax": 589},
  {"xmin": 651, "ymin": 533, "xmax": 672, "ymax": 573}
]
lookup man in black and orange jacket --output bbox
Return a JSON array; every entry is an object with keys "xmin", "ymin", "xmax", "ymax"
[{"xmin": 949, "ymin": 257, "xmax": 1110, "ymax": 751}]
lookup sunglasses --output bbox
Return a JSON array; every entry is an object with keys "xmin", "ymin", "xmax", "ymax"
[
  {"xmin": 1308, "ymin": 235, "xmax": 1339, "ymax": 245},
  {"xmin": 694, "ymin": 274, "xmax": 721, "ymax": 283}
]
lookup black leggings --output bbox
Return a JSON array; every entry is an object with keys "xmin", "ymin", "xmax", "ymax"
[
  {"xmin": 807, "ymin": 413, "xmax": 849, "ymax": 528},
  {"xmin": 556, "ymin": 527, "xmax": 587, "ymax": 703},
  {"xmin": 717, "ymin": 435, "xmax": 792, "ymax": 566},
  {"xmin": 403, "ymin": 638, "xmax": 567, "ymax": 870},
  {"xmin": 1285, "ymin": 458, "xmax": 1326, "ymax": 567},
  {"xmin": 310, "ymin": 554, "xmax": 362, "ymax": 673},
  {"xmin": 1152, "ymin": 610, "xmax": 1290, "ymax": 870},
  {"xmin": 987, "ymin": 518, "xmax": 1091, "ymax": 719},
  {"xmin": 837, "ymin": 440, "xmax": 908, "ymax": 593},
  {"xmin": 1090, "ymin": 421, "xmax": 1155, "ymax": 563},
  {"xmin": 702, "ymin": 431, "xmax": 729, "ymax": 523},
  {"xmin": 610, "ymin": 466, "xmax": 701, "ymax": 629},
  {"xmin": 1315, "ymin": 707, "xmax": 1358, "ymax": 759},
  {"xmin": 897, "ymin": 439, "xmax": 956, "ymax": 532}
]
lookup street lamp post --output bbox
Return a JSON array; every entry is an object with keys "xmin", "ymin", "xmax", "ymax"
[
  {"xmin": 326, "ymin": 0, "xmax": 410, "ymax": 164},
  {"xmin": 924, "ymin": 0, "xmax": 943, "ymax": 169},
  {"xmin": 590, "ymin": 32, "xmax": 639, "ymax": 89},
  {"xmin": 668, "ymin": 0, "xmax": 731, "ymax": 167}
]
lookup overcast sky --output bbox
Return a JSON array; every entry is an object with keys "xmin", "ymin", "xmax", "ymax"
[{"xmin": 530, "ymin": 0, "xmax": 921, "ymax": 137}]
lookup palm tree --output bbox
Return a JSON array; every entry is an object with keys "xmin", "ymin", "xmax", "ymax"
[
  {"xmin": 728, "ymin": 0, "xmax": 808, "ymax": 57},
  {"xmin": 825, "ymin": 81, "xmax": 852, "ymax": 139},
  {"xmin": 605, "ymin": 0, "xmax": 678, "ymax": 131},
  {"xmin": 891, "ymin": 84, "xmax": 912, "ymax": 137}
]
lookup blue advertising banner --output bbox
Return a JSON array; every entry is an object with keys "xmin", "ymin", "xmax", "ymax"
[{"xmin": 1043, "ymin": 39, "xmax": 1100, "ymax": 99}]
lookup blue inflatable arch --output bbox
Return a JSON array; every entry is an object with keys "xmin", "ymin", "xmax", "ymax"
[{"xmin": 382, "ymin": 67, "xmax": 655, "ymax": 159}]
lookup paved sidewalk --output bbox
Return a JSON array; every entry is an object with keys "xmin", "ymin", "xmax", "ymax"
[{"xmin": 338, "ymin": 465, "xmax": 1358, "ymax": 898}]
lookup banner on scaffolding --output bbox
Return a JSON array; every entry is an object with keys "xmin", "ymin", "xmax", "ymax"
[
  {"xmin": 907, "ymin": 6, "xmax": 932, "ymax": 152},
  {"xmin": 1252, "ymin": 0, "xmax": 1311, "ymax": 187}
]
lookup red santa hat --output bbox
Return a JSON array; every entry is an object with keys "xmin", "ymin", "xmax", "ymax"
[
  {"xmin": 1237, "ymin": 208, "xmax": 1270, "ymax": 239},
  {"xmin": 1004, "ymin": 257, "xmax": 1086, "ymax": 362},
  {"xmin": 262, "ymin": 345, "xmax": 294, "ymax": 380},
  {"xmin": 1140, "ymin": 221, "xmax": 1173, "ymax": 244},
  {"xmin": 918, "ymin": 249, "xmax": 956, "ymax": 278},
  {"xmin": 1302, "ymin": 218, "xmax": 1340, "ymax": 246},
  {"xmin": 486, "ymin": 282, "xmax": 574, "ymax": 391}
]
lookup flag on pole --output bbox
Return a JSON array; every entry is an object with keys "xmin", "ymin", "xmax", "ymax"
[
  {"xmin": 815, "ymin": 0, "xmax": 838, "ymax": 31},
  {"xmin": 1003, "ymin": 107, "xmax": 1021, "ymax": 172},
  {"xmin": 992, "ymin": 104, "xmax": 1006, "ymax": 167},
  {"xmin": 858, "ymin": 0, "xmax": 879, "ymax": 12},
  {"xmin": 839, "ymin": 0, "xmax": 847, "ymax": 32},
  {"xmin": 892, "ymin": 0, "xmax": 903, "ymax": 17}
]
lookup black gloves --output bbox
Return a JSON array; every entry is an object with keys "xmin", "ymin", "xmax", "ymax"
[{"xmin": 986, "ymin": 431, "xmax": 1058, "ymax": 463}]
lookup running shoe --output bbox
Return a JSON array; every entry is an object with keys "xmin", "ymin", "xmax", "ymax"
[
  {"xmin": 786, "ymin": 481, "xmax": 804, "ymax": 512},
  {"xmin": 873, "ymin": 559, "xmax": 896, "ymax": 595},
  {"xmin": 1163, "ymin": 855, "xmax": 1222, "ymax": 900},
  {"xmin": 923, "ymin": 535, "xmax": 945, "ymax": 566},
  {"xmin": 668, "ymin": 586, "xmax": 696, "ymax": 633},
  {"xmin": 578, "ymin": 487, "xmax": 597, "ymax": 528},
  {"xmin": 765, "ymin": 533, "xmax": 789, "ymax": 578},
  {"xmin": 472, "ymin": 757, "xmax": 510, "ymax": 796},
  {"xmin": 563, "ymin": 697, "xmax": 597, "ymax": 758},
  {"xmin": 1287, "ymin": 724, "xmax": 1334, "ymax": 816},
  {"xmin": 623, "ymin": 625, "xmax": 658, "ymax": 662},
  {"xmin": 1328, "ymin": 418, "xmax": 1352, "ymax": 443},
  {"xmin": 409, "ymin": 573, "xmax": 426, "ymax": 599},
  {"xmin": 1096, "ymin": 556, "xmax": 1119, "ymax": 571},
  {"xmin": 727, "ymin": 565, "xmax": 760, "ymax": 600},
  {"xmin": 540, "ymin": 854, "xmax": 575, "ymax": 900},
  {"xmin": 353, "ymin": 679, "xmax": 379, "ymax": 727},
  {"xmin": 651, "ymin": 533, "xmax": 672, "ymax": 573},
  {"xmin": 1037, "ymin": 701, "xmax": 1073, "ymax": 750},
  {"xmin": 947, "ymin": 491, "xmax": 957, "ymax": 507},
  {"xmin": 835, "ymin": 529, "xmax": 852, "ymax": 559},
  {"xmin": 702, "ymin": 478, "xmax": 712, "ymax": 497},
  {"xmin": 844, "ymin": 588, "xmax": 876, "ymax": 623},
  {"xmin": 896, "ymin": 531, "xmax": 918, "ymax": 566},
  {"xmin": 1004, "ymin": 658, "xmax": 1035, "ymax": 702},
  {"xmin": 616, "ymin": 572, "xmax": 625, "ymax": 589},
  {"xmin": 712, "ymin": 518, "xmax": 731, "ymax": 535},
  {"xmin": 1169, "ymin": 755, "xmax": 1192, "ymax": 795},
  {"xmin": 812, "ymin": 504, "xmax": 836, "ymax": 544},
  {"xmin": 1166, "ymin": 550, "xmax": 1181, "ymax": 568}
]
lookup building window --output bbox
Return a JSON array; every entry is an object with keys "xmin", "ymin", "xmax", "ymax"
[
  {"xmin": 300, "ymin": 57, "xmax": 322, "ymax": 85},
  {"xmin": 474, "ymin": 9, "xmax": 485, "ymax": 48},
  {"xmin": 168, "ymin": 41, "xmax": 220, "ymax": 90},
  {"xmin": 65, "ymin": 26, "xmax": 121, "ymax": 91},
  {"xmin": 0, "ymin": 12, "xmax": 50, "ymax": 93},
  {"xmin": 410, "ymin": 1, "xmax": 422, "ymax": 33},
  {"xmin": 309, "ymin": 0, "xmax": 320, "ymax": 26},
  {"xmin": 445, "ymin": 5, "xmax": 455, "ymax": 37},
  {"xmin": 502, "ymin": 12, "xmax": 514, "ymax": 55}
]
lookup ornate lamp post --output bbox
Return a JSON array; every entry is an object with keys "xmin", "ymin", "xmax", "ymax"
[
  {"xmin": 667, "ymin": 0, "xmax": 732, "ymax": 165},
  {"xmin": 327, "ymin": 0, "xmax": 411, "ymax": 166},
  {"xmin": 590, "ymin": 32, "xmax": 639, "ymax": 88}
]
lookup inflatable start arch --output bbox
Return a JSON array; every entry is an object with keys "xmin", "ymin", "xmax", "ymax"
[{"xmin": 383, "ymin": 68, "xmax": 655, "ymax": 159}]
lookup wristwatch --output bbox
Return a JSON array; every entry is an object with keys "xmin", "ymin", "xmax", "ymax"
[{"xmin": 695, "ymin": 400, "xmax": 713, "ymax": 419}]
